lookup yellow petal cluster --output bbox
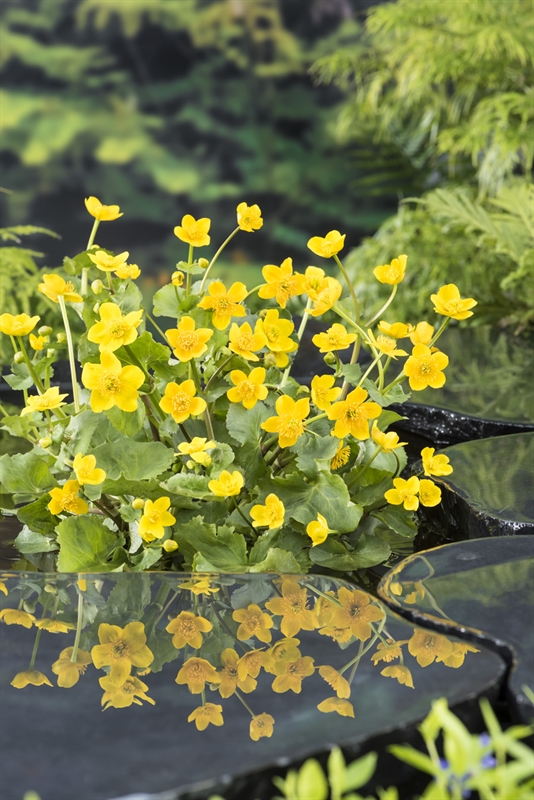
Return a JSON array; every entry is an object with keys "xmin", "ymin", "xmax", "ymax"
[
  {"xmin": 431, "ymin": 284, "xmax": 477, "ymax": 320},
  {"xmin": 21, "ymin": 387, "xmax": 68, "ymax": 416},
  {"xmin": 84, "ymin": 196, "xmax": 123, "ymax": 221},
  {"xmin": 227, "ymin": 367, "xmax": 268, "ymax": 409},
  {"xmin": 88, "ymin": 250, "xmax": 129, "ymax": 273},
  {"xmin": 48, "ymin": 480, "xmax": 88, "ymax": 516},
  {"xmin": 87, "ymin": 303, "xmax": 143, "ymax": 352},
  {"xmin": 403, "ymin": 344, "xmax": 449, "ymax": 391},
  {"xmin": 261, "ymin": 395, "xmax": 309, "ymax": 448},
  {"xmin": 82, "ymin": 351, "xmax": 145, "ymax": 413},
  {"xmin": 250, "ymin": 493, "xmax": 285, "ymax": 529},
  {"xmin": 174, "ymin": 214, "xmax": 211, "ymax": 247},
  {"xmin": 159, "ymin": 379, "xmax": 207, "ymax": 423},
  {"xmin": 327, "ymin": 387, "xmax": 381, "ymax": 440},
  {"xmin": 166, "ymin": 316, "xmax": 213, "ymax": 361},
  {"xmin": 237, "ymin": 202, "xmax": 263, "ymax": 232},
  {"xmin": 115, "ymin": 263, "xmax": 140, "ymax": 280},
  {"xmin": 306, "ymin": 513, "xmax": 331, "ymax": 546},
  {"xmin": 177, "ymin": 437, "xmax": 215, "ymax": 465},
  {"xmin": 373, "ymin": 254, "xmax": 407, "ymax": 285},
  {"xmin": 38, "ymin": 274, "xmax": 82, "ymax": 304},
  {"xmin": 371, "ymin": 421, "xmax": 407, "ymax": 452},
  {"xmin": 311, "ymin": 374, "xmax": 341, "ymax": 411},
  {"xmin": 258, "ymin": 258, "xmax": 306, "ymax": 309},
  {"xmin": 307, "ymin": 230, "xmax": 346, "ymax": 258},
  {"xmin": 208, "ymin": 470, "xmax": 244, "ymax": 497},
  {"xmin": 0, "ymin": 313, "xmax": 40, "ymax": 337},
  {"xmin": 421, "ymin": 447, "xmax": 453, "ymax": 477},
  {"xmin": 139, "ymin": 497, "xmax": 176, "ymax": 542},
  {"xmin": 312, "ymin": 323, "xmax": 356, "ymax": 353},
  {"xmin": 198, "ymin": 280, "xmax": 247, "ymax": 330},
  {"xmin": 228, "ymin": 321, "xmax": 266, "ymax": 361}
]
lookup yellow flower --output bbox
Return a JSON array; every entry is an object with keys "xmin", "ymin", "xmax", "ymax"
[
  {"xmin": 261, "ymin": 394, "xmax": 309, "ymax": 449},
  {"xmin": 303, "ymin": 266, "xmax": 327, "ymax": 298},
  {"xmin": 317, "ymin": 697, "xmax": 355, "ymax": 717},
  {"xmin": 38, "ymin": 274, "xmax": 83, "ymax": 304},
  {"xmin": 20, "ymin": 386, "xmax": 68, "ymax": 416},
  {"xmin": 228, "ymin": 321, "xmax": 267, "ymax": 361},
  {"xmin": 250, "ymin": 493, "xmax": 285, "ymax": 529},
  {"xmin": 166, "ymin": 611, "xmax": 213, "ymax": 649},
  {"xmin": 311, "ymin": 374, "xmax": 341, "ymax": 411},
  {"xmin": 88, "ymin": 250, "xmax": 129, "ymax": 273},
  {"xmin": 177, "ymin": 437, "xmax": 215, "ymax": 465},
  {"xmin": 232, "ymin": 603, "xmax": 273, "ymax": 643},
  {"xmin": 227, "ymin": 367, "xmax": 268, "ymax": 410},
  {"xmin": 258, "ymin": 258, "xmax": 306, "ymax": 309},
  {"xmin": 29, "ymin": 333, "xmax": 47, "ymax": 350},
  {"xmin": 306, "ymin": 513, "xmax": 332, "ymax": 547},
  {"xmin": 371, "ymin": 422, "xmax": 407, "ymax": 452},
  {"xmin": 163, "ymin": 539, "xmax": 178, "ymax": 553},
  {"xmin": 48, "ymin": 480, "xmax": 88, "ymax": 516},
  {"xmin": 0, "ymin": 313, "xmax": 40, "ymax": 337},
  {"xmin": 431, "ymin": 284, "xmax": 477, "ymax": 320},
  {"xmin": 237, "ymin": 202, "xmax": 263, "ymax": 232},
  {"xmin": 307, "ymin": 230, "xmax": 346, "ymax": 258},
  {"xmin": 11, "ymin": 670, "xmax": 53, "ymax": 689},
  {"xmin": 34, "ymin": 618, "xmax": 76, "ymax": 633},
  {"xmin": 179, "ymin": 577, "xmax": 219, "ymax": 595},
  {"xmin": 255, "ymin": 309, "xmax": 296, "ymax": 355},
  {"xmin": 250, "ymin": 713, "xmax": 274, "ymax": 741},
  {"xmin": 208, "ymin": 469, "xmax": 244, "ymax": 497},
  {"xmin": 219, "ymin": 648, "xmax": 257, "ymax": 698},
  {"xmin": 262, "ymin": 637, "xmax": 301, "ymax": 675},
  {"xmin": 92, "ymin": 621, "xmax": 154, "ymax": 684},
  {"xmin": 174, "ymin": 214, "xmax": 211, "ymax": 247},
  {"xmin": 373, "ymin": 254, "xmax": 407, "ymax": 285},
  {"xmin": 319, "ymin": 665, "xmax": 351, "ymax": 699},
  {"xmin": 159, "ymin": 379, "xmax": 207, "ymax": 423},
  {"xmin": 378, "ymin": 321, "xmax": 412, "ymax": 339},
  {"xmin": 312, "ymin": 323, "xmax": 356, "ymax": 353},
  {"xmin": 138, "ymin": 497, "xmax": 176, "ymax": 542},
  {"xmin": 84, "ymin": 195, "xmax": 123, "ymax": 221},
  {"xmin": 408, "ymin": 630, "xmax": 453, "ymax": 667},
  {"xmin": 73, "ymin": 453, "xmax": 106, "ymax": 486},
  {"xmin": 115, "ymin": 263, "xmax": 140, "ymax": 280},
  {"xmin": 188, "ymin": 703, "xmax": 224, "ymax": 730},
  {"xmin": 88, "ymin": 303, "xmax": 143, "ymax": 352},
  {"xmin": 384, "ymin": 476, "xmax": 420, "ymax": 512},
  {"xmin": 381, "ymin": 665, "xmax": 414, "ymax": 688},
  {"xmin": 404, "ymin": 344, "xmax": 449, "ymax": 391},
  {"xmin": 438, "ymin": 642, "xmax": 480, "ymax": 669},
  {"xmin": 0, "ymin": 581, "xmax": 7, "ymax": 596},
  {"xmin": 198, "ymin": 280, "xmax": 247, "ymax": 330},
  {"xmin": 331, "ymin": 440, "xmax": 351, "ymax": 470},
  {"xmin": 309, "ymin": 277, "xmax": 343, "ymax": 317},
  {"xmin": 367, "ymin": 329, "xmax": 408, "ymax": 359},
  {"xmin": 171, "ymin": 270, "xmax": 184, "ymax": 286},
  {"xmin": 52, "ymin": 647, "xmax": 92, "ymax": 688},
  {"xmin": 331, "ymin": 587, "xmax": 385, "ymax": 641},
  {"xmin": 176, "ymin": 657, "xmax": 221, "ymax": 693},
  {"xmin": 82, "ymin": 351, "xmax": 145, "ymax": 413},
  {"xmin": 327, "ymin": 386, "xmax": 381, "ymax": 440},
  {"xmin": 0, "ymin": 608, "xmax": 35, "ymax": 628},
  {"xmin": 409, "ymin": 321, "xmax": 434, "ymax": 346},
  {"xmin": 419, "ymin": 479, "xmax": 442, "ymax": 507},
  {"xmin": 265, "ymin": 582, "xmax": 316, "ymax": 639},
  {"xmin": 237, "ymin": 649, "xmax": 267, "ymax": 681},
  {"xmin": 318, "ymin": 626, "xmax": 353, "ymax": 644},
  {"xmin": 371, "ymin": 640, "xmax": 406, "ymax": 664},
  {"xmin": 165, "ymin": 316, "xmax": 213, "ymax": 361},
  {"xmin": 100, "ymin": 674, "xmax": 155, "ymax": 710},
  {"xmin": 421, "ymin": 447, "xmax": 453, "ymax": 477},
  {"xmin": 272, "ymin": 656, "xmax": 315, "ymax": 693}
]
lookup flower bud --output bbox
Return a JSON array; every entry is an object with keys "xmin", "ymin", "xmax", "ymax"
[
  {"xmin": 324, "ymin": 352, "xmax": 337, "ymax": 366},
  {"xmin": 132, "ymin": 498, "xmax": 145, "ymax": 510},
  {"xmin": 198, "ymin": 258, "xmax": 209, "ymax": 269},
  {"xmin": 171, "ymin": 271, "xmax": 184, "ymax": 287},
  {"xmin": 13, "ymin": 351, "xmax": 25, "ymax": 364},
  {"xmin": 46, "ymin": 348, "xmax": 55, "ymax": 358},
  {"xmin": 258, "ymin": 309, "xmax": 269, "ymax": 319},
  {"xmin": 38, "ymin": 325, "xmax": 53, "ymax": 336},
  {"xmin": 56, "ymin": 332, "xmax": 67, "ymax": 343},
  {"xmin": 93, "ymin": 303, "xmax": 100, "ymax": 314},
  {"xmin": 163, "ymin": 540, "xmax": 178, "ymax": 553},
  {"xmin": 23, "ymin": 600, "xmax": 36, "ymax": 613},
  {"xmin": 38, "ymin": 436, "xmax": 52, "ymax": 449},
  {"xmin": 91, "ymin": 279, "xmax": 104, "ymax": 295},
  {"xmin": 44, "ymin": 583, "xmax": 57, "ymax": 594},
  {"xmin": 263, "ymin": 353, "xmax": 277, "ymax": 368},
  {"xmin": 297, "ymin": 385, "xmax": 310, "ymax": 395},
  {"xmin": 186, "ymin": 460, "xmax": 196, "ymax": 470}
]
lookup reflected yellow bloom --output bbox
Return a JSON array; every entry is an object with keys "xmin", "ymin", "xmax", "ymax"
[
  {"xmin": 166, "ymin": 611, "xmax": 212, "ymax": 649},
  {"xmin": 188, "ymin": 702, "xmax": 224, "ymax": 730},
  {"xmin": 318, "ymin": 626, "xmax": 353, "ymax": 643},
  {"xmin": 219, "ymin": 648, "xmax": 257, "ymax": 698},
  {"xmin": 174, "ymin": 214, "xmax": 211, "ymax": 247},
  {"xmin": 87, "ymin": 303, "xmax": 143, "ymax": 352},
  {"xmin": 48, "ymin": 480, "xmax": 89, "ymax": 516},
  {"xmin": 34, "ymin": 618, "xmax": 75, "ymax": 634},
  {"xmin": 179, "ymin": 578, "xmax": 219, "ymax": 596},
  {"xmin": 176, "ymin": 657, "xmax": 221, "ymax": 694},
  {"xmin": 85, "ymin": 196, "xmax": 123, "ymax": 221},
  {"xmin": 208, "ymin": 470, "xmax": 244, "ymax": 497},
  {"xmin": 233, "ymin": 604, "xmax": 273, "ymax": 643},
  {"xmin": 311, "ymin": 375, "xmax": 342, "ymax": 411},
  {"xmin": 100, "ymin": 675, "xmax": 155, "ymax": 709},
  {"xmin": 408, "ymin": 630, "xmax": 453, "ymax": 667},
  {"xmin": 431, "ymin": 284, "xmax": 477, "ymax": 320},
  {"xmin": 266, "ymin": 583, "xmax": 316, "ymax": 638},
  {"xmin": 421, "ymin": 447, "xmax": 453, "ymax": 477},
  {"xmin": 307, "ymin": 230, "xmax": 346, "ymax": 258},
  {"xmin": 11, "ymin": 670, "xmax": 53, "ymax": 689},
  {"xmin": 0, "ymin": 581, "xmax": 7, "ymax": 595},
  {"xmin": 198, "ymin": 280, "xmax": 247, "ymax": 330},
  {"xmin": 52, "ymin": 647, "xmax": 92, "ymax": 688},
  {"xmin": 263, "ymin": 638, "xmax": 302, "ymax": 675},
  {"xmin": 331, "ymin": 588, "xmax": 385, "ymax": 641},
  {"xmin": 92, "ymin": 622, "xmax": 154, "ymax": 684},
  {"xmin": 272, "ymin": 656, "xmax": 315, "ymax": 694},
  {"xmin": 319, "ymin": 665, "xmax": 351, "ymax": 699},
  {"xmin": 250, "ymin": 493, "xmax": 285, "ymax": 529},
  {"xmin": 317, "ymin": 697, "xmax": 355, "ymax": 717},
  {"xmin": 439, "ymin": 642, "xmax": 480, "ymax": 669},
  {"xmin": 237, "ymin": 649, "xmax": 266, "ymax": 681},
  {"xmin": 381, "ymin": 665, "xmax": 414, "ymax": 688},
  {"xmin": 166, "ymin": 316, "xmax": 213, "ymax": 362},
  {"xmin": 371, "ymin": 639, "xmax": 407, "ymax": 664},
  {"xmin": 404, "ymin": 582, "xmax": 425, "ymax": 604},
  {"xmin": 314, "ymin": 592, "xmax": 336, "ymax": 627},
  {"xmin": 73, "ymin": 453, "xmax": 106, "ymax": 486},
  {"xmin": 258, "ymin": 258, "xmax": 306, "ymax": 309},
  {"xmin": 0, "ymin": 608, "xmax": 35, "ymax": 628},
  {"xmin": 261, "ymin": 395, "xmax": 309, "ymax": 449},
  {"xmin": 250, "ymin": 713, "xmax": 275, "ymax": 741},
  {"xmin": 21, "ymin": 387, "xmax": 68, "ymax": 417},
  {"xmin": 0, "ymin": 313, "xmax": 40, "ymax": 337},
  {"xmin": 38, "ymin": 274, "xmax": 82, "ymax": 304},
  {"xmin": 373, "ymin": 255, "xmax": 407, "ymax": 285},
  {"xmin": 237, "ymin": 202, "xmax": 263, "ymax": 232}
]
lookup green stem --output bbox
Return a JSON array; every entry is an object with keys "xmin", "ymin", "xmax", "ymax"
[
  {"xmin": 205, "ymin": 354, "xmax": 234, "ymax": 392},
  {"xmin": 333, "ymin": 253, "xmax": 360, "ymax": 325},
  {"xmin": 346, "ymin": 446, "xmax": 382, "ymax": 490},
  {"xmin": 82, "ymin": 219, "xmax": 100, "ymax": 296},
  {"xmin": 57, "ymin": 295, "xmax": 80, "ymax": 413},
  {"xmin": 185, "ymin": 245, "xmax": 193, "ymax": 295},
  {"xmin": 234, "ymin": 689, "xmax": 256, "ymax": 717},
  {"xmin": 280, "ymin": 298, "xmax": 311, "ymax": 389},
  {"xmin": 70, "ymin": 591, "xmax": 84, "ymax": 663},
  {"xmin": 199, "ymin": 227, "xmax": 240, "ymax": 293},
  {"xmin": 244, "ymin": 284, "xmax": 262, "ymax": 300},
  {"xmin": 29, "ymin": 593, "xmax": 52, "ymax": 670},
  {"xmin": 179, "ymin": 423, "xmax": 192, "ymax": 443},
  {"xmin": 17, "ymin": 337, "xmax": 44, "ymax": 394},
  {"xmin": 231, "ymin": 497, "xmax": 256, "ymax": 535},
  {"xmin": 365, "ymin": 285, "xmax": 398, "ymax": 327},
  {"xmin": 124, "ymin": 345, "xmax": 150, "ymax": 381},
  {"xmin": 106, "ymin": 271, "xmax": 113, "ymax": 293},
  {"xmin": 429, "ymin": 316, "xmax": 451, "ymax": 347},
  {"xmin": 142, "ymin": 307, "xmax": 167, "ymax": 340},
  {"xmin": 333, "ymin": 304, "xmax": 369, "ymax": 343},
  {"xmin": 210, "ymin": 602, "xmax": 249, "ymax": 653},
  {"xmin": 357, "ymin": 352, "xmax": 383, "ymax": 388}
]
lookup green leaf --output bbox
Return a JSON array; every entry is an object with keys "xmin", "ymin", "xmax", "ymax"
[
  {"xmin": 63, "ymin": 409, "xmax": 103, "ymax": 454},
  {"xmin": 339, "ymin": 362, "xmax": 362, "ymax": 384},
  {"xmin": 349, "ymin": 470, "xmax": 392, "ymax": 506},
  {"xmin": 17, "ymin": 495, "xmax": 56, "ymax": 535},
  {"xmin": 105, "ymin": 404, "xmax": 146, "ymax": 436},
  {"xmin": 387, "ymin": 746, "xmax": 437, "ymax": 777},
  {"xmin": 14, "ymin": 525, "xmax": 58, "ymax": 554},
  {"xmin": 130, "ymin": 548, "xmax": 162, "ymax": 571},
  {"xmin": 1, "ymin": 414, "xmax": 35, "ymax": 441},
  {"xmin": 115, "ymin": 332, "xmax": 170, "ymax": 368},
  {"xmin": 56, "ymin": 515, "xmax": 121, "ymax": 572},
  {"xmin": 77, "ymin": 333, "xmax": 100, "ymax": 365},
  {"xmin": 161, "ymin": 472, "xmax": 212, "ymax": 498},
  {"xmin": 249, "ymin": 547, "xmax": 302, "ymax": 573},
  {"xmin": 309, "ymin": 533, "xmax": 391, "ymax": 571},
  {"xmin": 372, "ymin": 505, "xmax": 417, "ymax": 538},
  {"xmin": 0, "ymin": 452, "xmax": 56, "ymax": 496},
  {"xmin": 272, "ymin": 472, "xmax": 363, "ymax": 534},
  {"xmin": 343, "ymin": 752, "xmax": 378, "ymax": 792},
  {"xmin": 152, "ymin": 284, "xmax": 180, "ymax": 318},
  {"xmin": 292, "ymin": 435, "xmax": 339, "ymax": 479},
  {"xmin": 90, "ymin": 438, "xmax": 174, "ymax": 481},
  {"xmin": 105, "ymin": 573, "xmax": 151, "ymax": 619},
  {"xmin": 296, "ymin": 759, "xmax": 328, "ymax": 800},
  {"xmin": 3, "ymin": 362, "xmax": 33, "ymax": 390},
  {"xmin": 174, "ymin": 517, "xmax": 248, "ymax": 572},
  {"xmin": 229, "ymin": 579, "xmax": 273, "ymax": 609},
  {"xmin": 208, "ymin": 443, "xmax": 235, "ymax": 473},
  {"xmin": 115, "ymin": 280, "xmax": 143, "ymax": 314},
  {"xmin": 364, "ymin": 379, "xmax": 410, "ymax": 407},
  {"xmin": 146, "ymin": 627, "xmax": 181, "ymax": 673},
  {"xmin": 100, "ymin": 477, "xmax": 161, "ymax": 498},
  {"xmin": 226, "ymin": 401, "xmax": 270, "ymax": 486}
]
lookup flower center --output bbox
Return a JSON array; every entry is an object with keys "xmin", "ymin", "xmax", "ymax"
[
  {"xmin": 65, "ymin": 282, "xmax": 76, "ymax": 293},
  {"xmin": 282, "ymin": 418, "xmax": 304, "ymax": 436},
  {"xmin": 121, "ymin": 680, "xmax": 135, "ymax": 694},
  {"xmin": 112, "ymin": 641, "xmax": 129, "ymax": 659},
  {"xmin": 399, "ymin": 488, "xmax": 415, "ymax": 501},
  {"xmin": 377, "ymin": 335, "xmax": 395, "ymax": 352},
  {"xmin": 418, "ymin": 361, "xmax": 432, "ymax": 374},
  {"xmin": 63, "ymin": 491, "xmax": 78, "ymax": 511},
  {"xmin": 179, "ymin": 620, "xmax": 196, "ymax": 636},
  {"xmin": 266, "ymin": 326, "xmax": 280, "ymax": 341},
  {"xmin": 148, "ymin": 511, "xmax": 160, "ymax": 524},
  {"xmin": 386, "ymin": 267, "xmax": 401, "ymax": 281},
  {"xmin": 346, "ymin": 406, "xmax": 363, "ymax": 420},
  {"xmin": 239, "ymin": 380, "xmax": 256, "ymax": 399},
  {"xmin": 237, "ymin": 333, "xmax": 255, "ymax": 351},
  {"xmin": 177, "ymin": 332, "xmax": 199, "ymax": 351},
  {"xmin": 109, "ymin": 321, "xmax": 128, "ymax": 337},
  {"xmin": 444, "ymin": 299, "xmax": 460, "ymax": 313},
  {"xmin": 171, "ymin": 391, "xmax": 192, "ymax": 413},
  {"xmin": 215, "ymin": 297, "xmax": 232, "ymax": 313},
  {"xmin": 189, "ymin": 663, "xmax": 207, "ymax": 679},
  {"xmin": 101, "ymin": 372, "xmax": 121, "ymax": 395}
]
